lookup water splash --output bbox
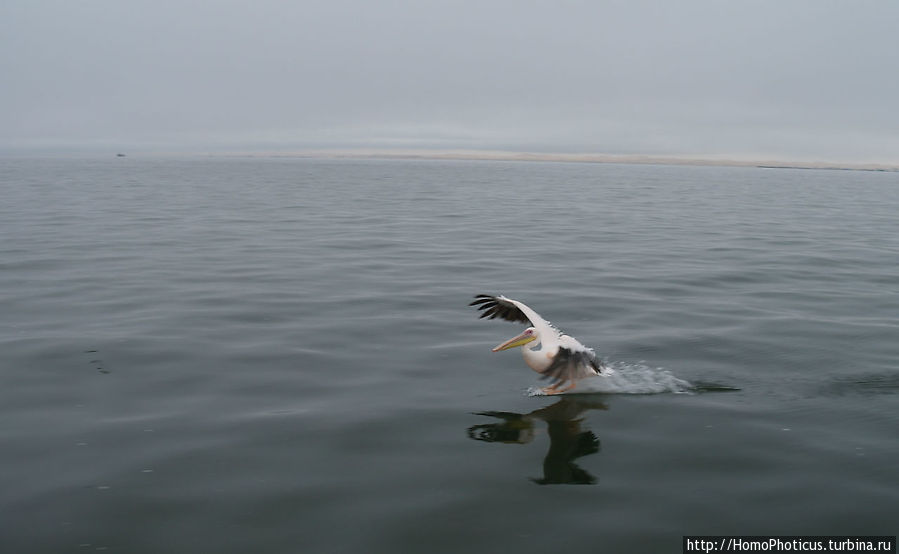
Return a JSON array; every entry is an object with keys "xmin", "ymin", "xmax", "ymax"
[{"xmin": 528, "ymin": 361, "xmax": 693, "ymax": 396}]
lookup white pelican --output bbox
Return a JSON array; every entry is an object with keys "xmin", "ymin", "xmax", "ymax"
[{"xmin": 470, "ymin": 294, "xmax": 606, "ymax": 394}]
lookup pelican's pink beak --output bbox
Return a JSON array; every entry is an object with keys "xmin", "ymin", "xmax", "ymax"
[{"xmin": 492, "ymin": 330, "xmax": 537, "ymax": 352}]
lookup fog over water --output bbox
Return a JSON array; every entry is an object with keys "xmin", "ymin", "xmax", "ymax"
[{"xmin": 2, "ymin": 1, "xmax": 898, "ymax": 162}]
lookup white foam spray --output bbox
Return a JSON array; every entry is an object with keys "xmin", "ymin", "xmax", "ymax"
[{"xmin": 527, "ymin": 360, "xmax": 692, "ymax": 396}]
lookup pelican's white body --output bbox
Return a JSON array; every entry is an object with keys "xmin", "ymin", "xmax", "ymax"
[
  {"xmin": 497, "ymin": 296, "xmax": 595, "ymax": 376},
  {"xmin": 473, "ymin": 294, "xmax": 604, "ymax": 393}
]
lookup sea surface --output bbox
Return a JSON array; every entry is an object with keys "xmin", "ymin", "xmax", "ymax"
[{"xmin": 1, "ymin": 157, "xmax": 897, "ymax": 553}]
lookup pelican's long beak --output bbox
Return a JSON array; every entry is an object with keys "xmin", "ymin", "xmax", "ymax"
[{"xmin": 492, "ymin": 330, "xmax": 537, "ymax": 352}]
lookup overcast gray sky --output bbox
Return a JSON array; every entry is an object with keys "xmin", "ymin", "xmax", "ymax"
[{"xmin": 2, "ymin": 0, "xmax": 897, "ymax": 161}]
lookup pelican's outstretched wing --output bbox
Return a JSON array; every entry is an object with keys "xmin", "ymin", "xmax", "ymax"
[
  {"xmin": 470, "ymin": 294, "xmax": 560, "ymax": 351},
  {"xmin": 469, "ymin": 294, "xmax": 531, "ymax": 324}
]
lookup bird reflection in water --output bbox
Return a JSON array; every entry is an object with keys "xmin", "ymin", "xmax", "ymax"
[{"xmin": 467, "ymin": 396, "xmax": 608, "ymax": 485}]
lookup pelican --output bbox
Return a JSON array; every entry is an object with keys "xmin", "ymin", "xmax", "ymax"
[{"xmin": 470, "ymin": 294, "xmax": 606, "ymax": 395}]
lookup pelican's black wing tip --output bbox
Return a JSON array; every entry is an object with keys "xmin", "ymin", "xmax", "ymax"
[
  {"xmin": 469, "ymin": 294, "xmax": 530, "ymax": 324},
  {"xmin": 469, "ymin": 294, "xmax": 499, "ymax": 307}
]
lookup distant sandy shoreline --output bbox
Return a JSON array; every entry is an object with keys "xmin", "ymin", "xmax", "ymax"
[{"xmin": 222, "ymin": 149, "xmax": 899, "ymax": 172}]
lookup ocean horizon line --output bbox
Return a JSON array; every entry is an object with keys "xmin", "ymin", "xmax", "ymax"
[
  {"xmin": 5, "ymin": 148, "xmax": 897, "ymax": 172},
  {"xmin": 214, "ymin": 148, "xmax": 899, "ymax": 172}
]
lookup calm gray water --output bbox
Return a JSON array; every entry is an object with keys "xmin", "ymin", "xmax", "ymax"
[{"xmin": 1, "ymin": 157, "xmax": 897, "ymax": 553}]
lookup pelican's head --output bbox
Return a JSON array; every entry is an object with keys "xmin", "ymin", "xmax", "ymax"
[{"xmin": 492, "ymin": 327, "xmax": 538, "ymax": 352}]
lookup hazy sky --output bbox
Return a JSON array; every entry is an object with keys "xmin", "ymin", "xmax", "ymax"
[{"xmin": 2, "ymin": 0, "xmax": 898, "ymax": 161}]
